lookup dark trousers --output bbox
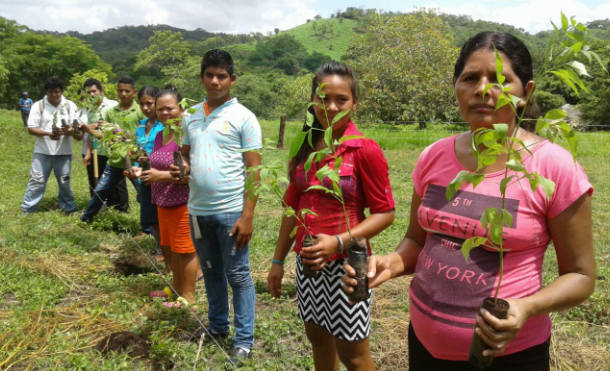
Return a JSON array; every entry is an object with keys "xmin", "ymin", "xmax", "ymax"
[
  {"xmin": 408, "ymin": 323, "xmax": 550, "ymax": 371},
  {"xmin": 81, "ymin": 163, "xmax": 139, "ymax": 222},
  {"xmin": 21, "ymin": 110, "xmax": 30, "ymax": 126},
  {"xmin": 82, "ymin": 154, "xmax": 128, "ymax": 211}
]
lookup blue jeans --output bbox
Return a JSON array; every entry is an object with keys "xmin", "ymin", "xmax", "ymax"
[
  {"xmin": 21, "ymin": 153, "xmax": 76, "ymax": 213},
  {"xmin": 81, "ymin": 164, "xmax": 140, "ymax": 222},
  {"xmin": 191, "ymin": 212, "xmax": 255, "ymax": 350}
]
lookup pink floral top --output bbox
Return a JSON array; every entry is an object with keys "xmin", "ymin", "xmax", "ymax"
[{"xmin": 149, "ymin": 132, "xmax": 189, "ymax": 208}]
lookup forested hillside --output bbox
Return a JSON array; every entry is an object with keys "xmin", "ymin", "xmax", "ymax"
[{"xmin": 1, "ymin": 9, "xmax": 608, "ymax": 126}]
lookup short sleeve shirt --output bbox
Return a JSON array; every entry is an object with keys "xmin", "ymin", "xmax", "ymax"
[
  {"xmin": 19, "ymin": 97, "xmax": 33, "ymax": 112},
  {"xmin": 409, "ymin": 135, "xmax": 593, "ymax": 360},
  {"xmin": 284, "ymin": 121, "xmax": 395, "ymax": 260},
  {"xmin": 27, "ymin": 96, "xmax": 82, "ymax": 155},
  {"xmin": 183, "ymin": 98, "xmax": 262, "ymax": 215}
]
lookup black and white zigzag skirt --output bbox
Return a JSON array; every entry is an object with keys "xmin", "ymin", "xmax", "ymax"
[{"xmin": 296, "ymin": 255, "xmax": 372, "ymax": 342}]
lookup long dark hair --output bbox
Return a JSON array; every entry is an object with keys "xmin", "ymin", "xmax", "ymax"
[
  {"xmin": 288, "ymin": 61, "xmax": 358, "ymax": 180},
  {"xmin": 454, "ymin": 31, "xmax": 540, "ymax": 129}
]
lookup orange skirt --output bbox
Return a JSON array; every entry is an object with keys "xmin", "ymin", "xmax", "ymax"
[{"xmin": 157, "ymin": 204, "xmax": 195, "ymax": 254}]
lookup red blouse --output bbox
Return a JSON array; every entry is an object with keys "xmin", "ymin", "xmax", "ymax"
[{"xmin": 284, "ymin": 121, "xmax": 395, "ymax": 261}]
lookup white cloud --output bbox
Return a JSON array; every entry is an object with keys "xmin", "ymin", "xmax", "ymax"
[
  {"xmin": 0, "ymin": 0, "xmax": 318, "ymax": 34},
  {"xmin": 426, "ymin": 0, "xmax": 610, "ymax": 33},
  {"xmin": 0, "ymin": 0, "xmax": 606, "ymax": 35}
]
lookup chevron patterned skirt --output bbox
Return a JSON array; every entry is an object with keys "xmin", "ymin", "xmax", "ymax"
[{"xmin": 296, "ymin": 255, "xmax": 372, "ymax": 341}]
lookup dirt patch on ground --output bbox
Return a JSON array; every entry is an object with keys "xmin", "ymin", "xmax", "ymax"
[{"xmin": 96, "ymin": 331, "xmax": 150, "ymax": 357}]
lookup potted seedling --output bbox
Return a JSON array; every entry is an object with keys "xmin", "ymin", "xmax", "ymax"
[
  {"xmin": 289, "ymin": 84, "xmax": 369, "ymax": 300},
  {"xmin": 99, "ymin": 122, "xmax": 140, "ymax": 175},
  {"xmin": 444, "ymin": 14, "xmax": 603, "ymax": 369},
  {"xmin": 51, "ymin": 111, "xmax": 62, "ymax": 139},
  {"xmin": 161, "ymin": 98, "xmax": 198, "ymax": 180}
]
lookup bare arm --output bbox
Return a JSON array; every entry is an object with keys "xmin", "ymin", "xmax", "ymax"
[
  {"xmin": 477, "ymin": 193, "xmax": 595, "ymax": 356},
  {"xmin": 301, "ymin": 210, "xmax": 395, "ymax": 269},
  {"xmin": 230, "ymin": 150, "xmax": 261, "ymax": 248},
  {"xmin": 268, "ymin": 214, "xmax": 297, "ymax": 298},
  {"xmin": 343, "ymin": 191, "xmax": 426, "ymax": 290},
  {"xmin": 27, "ymin": 127, "xmax": 52, "ymax": 137}
]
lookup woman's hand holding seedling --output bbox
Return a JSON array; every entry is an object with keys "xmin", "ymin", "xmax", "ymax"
[
  {"xmin": 124, "ymin": 166, "xmax": 142, "ymax": 179},
  {"xmin": 300, "ymin": 233, "xmax": 341, "ymax": 270},
  {"xmin": 475, "ymin": 297, "xmax": 530, "ymax": 357},
  {"xmin": 342, "ymin": 253, "xmax": 395, "ymax": 292},
  {"xmin": 169, "ymin": 162, "xmax": 190, "ymax": 178},
  {"xmin": 140, "ymin": 168, "xmax": 174, "ymax": 185}
]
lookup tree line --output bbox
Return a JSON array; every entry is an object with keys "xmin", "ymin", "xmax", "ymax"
[{"xmin": 1, "ymin": 11, "xmax": 608, "ymax": 127}]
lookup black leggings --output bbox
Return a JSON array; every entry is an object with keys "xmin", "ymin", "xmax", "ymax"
[{"xmin": 408, "ymin": 323, "xmax": 550, "ymax": 371}]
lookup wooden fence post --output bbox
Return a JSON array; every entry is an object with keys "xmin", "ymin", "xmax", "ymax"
[{"xmin": 277, "ymin": 115, "xmax": 286, "ymax": 148}]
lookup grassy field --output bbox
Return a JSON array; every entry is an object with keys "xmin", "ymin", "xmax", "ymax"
[
  {"xmin": 283, "ymin": 18, "xmax": 358, "ymax": 61},
  {"xmin": 0, "ymin": 108, "xmax": 607, "ymax": 370}
]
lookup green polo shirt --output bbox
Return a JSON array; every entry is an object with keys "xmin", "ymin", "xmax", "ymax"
[{"xmin": 103, "ymin": 100, "xmax": 144, "ymax": 168}]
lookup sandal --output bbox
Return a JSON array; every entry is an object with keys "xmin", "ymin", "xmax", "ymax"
[
  {"xmin": 162, "ymin": 300, "xmax": 197, "ymax": 312},
  {"xmin": 149, "ymin": 286, "xmax": 173, "ymax": 299}
]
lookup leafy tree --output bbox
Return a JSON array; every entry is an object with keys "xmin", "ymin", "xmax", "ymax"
[
  {"xmin": 346, "ymin": 11, "xmax": 460, "ymax": 125},
  {"xmin": 275, "ymin": 72, "xmax": 314, "ymax": 119},
  {"xmin": 232, "ymin": 72, "xmax": 289, "ymax": 119},
  {"xmin": 248, "ymin": 34, "xmax": 308, "ymax": 75},
  {"xmin": 135, "ymin": 30, "xmax": 191, "ymax": 75},
  {"xmin": 64, "ymin": 69, "xmax": 116, "ymax": 103},
  {"xmin": 535, "ymin": 90, "xmax": 566, "ymax": 115},
  {"xmin": 162, "ymin": 55, "xmax": 203, "ymax": 100},
  {"xmin": 302, "ymin": 51, "xmax": 332, "ymax": 72},
  {"xmin": 579, "ymin": 56, "xmax": 610, "ymax": 128},
  {"xmin": 0, "ymin": 23, "xmax": 111, "ymax": 106},
  {"xmin": 537, "ymin": 17, "xmax": 610, "ymax": 128}
]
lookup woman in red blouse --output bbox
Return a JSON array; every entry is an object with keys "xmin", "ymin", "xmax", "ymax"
[{"xmin": 267, "ymin": 61, "xmax": 395, "ymax": 371}]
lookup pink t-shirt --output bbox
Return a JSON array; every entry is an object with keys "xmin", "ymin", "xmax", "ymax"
[
  {"xmin": 149, "ymin": 132, "xmax": 189, "ymax": 208},
  {"xmin": 410, "ymin": 135, "xmax": 593, "ymax": 360}
]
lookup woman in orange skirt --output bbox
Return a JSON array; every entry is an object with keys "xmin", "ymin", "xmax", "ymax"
[{"xmin": 136, "ymin": 86, "xmax": 199, "ymax": 306}]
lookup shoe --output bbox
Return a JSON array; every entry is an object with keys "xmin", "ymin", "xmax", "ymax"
[
  {"xmin": 80, "ymin": 215, "xmax": 92, "ymax": 223},
  {"xmin": 229, "ymin": 347, "xmax": 251, "ymax": 367}
]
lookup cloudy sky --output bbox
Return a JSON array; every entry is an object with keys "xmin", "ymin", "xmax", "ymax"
[{"xmin": 0, "ymin": 0, "xmax": 608, "ymax": 35}]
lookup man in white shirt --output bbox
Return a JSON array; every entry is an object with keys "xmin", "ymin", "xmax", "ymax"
[{"xmin": 21, "ymin": 76, "xmax": 85, "ymax": 214}]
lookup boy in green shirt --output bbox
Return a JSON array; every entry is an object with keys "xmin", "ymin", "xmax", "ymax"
[{"xmin": 81, "ymin": 77, "xmax": 144, "ymax": 223}]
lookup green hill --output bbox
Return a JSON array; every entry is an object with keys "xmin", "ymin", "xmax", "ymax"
[{"xmin": 282, "ymin": 18, "xmax": 359, "ymax": 60}]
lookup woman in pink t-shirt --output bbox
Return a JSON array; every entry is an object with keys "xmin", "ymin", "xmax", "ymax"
[{"xmin": 343, "ymin": 32, "xmax": 595, "ymax": 370}]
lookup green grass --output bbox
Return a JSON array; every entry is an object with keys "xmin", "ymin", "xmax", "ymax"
[
  {"xmin": 282, "ymin": 18, "xmax": 359, "ymax": 60},
  {"xmin": 0, "ymin": 109, "xmax": 608, "ymax": 370}
]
